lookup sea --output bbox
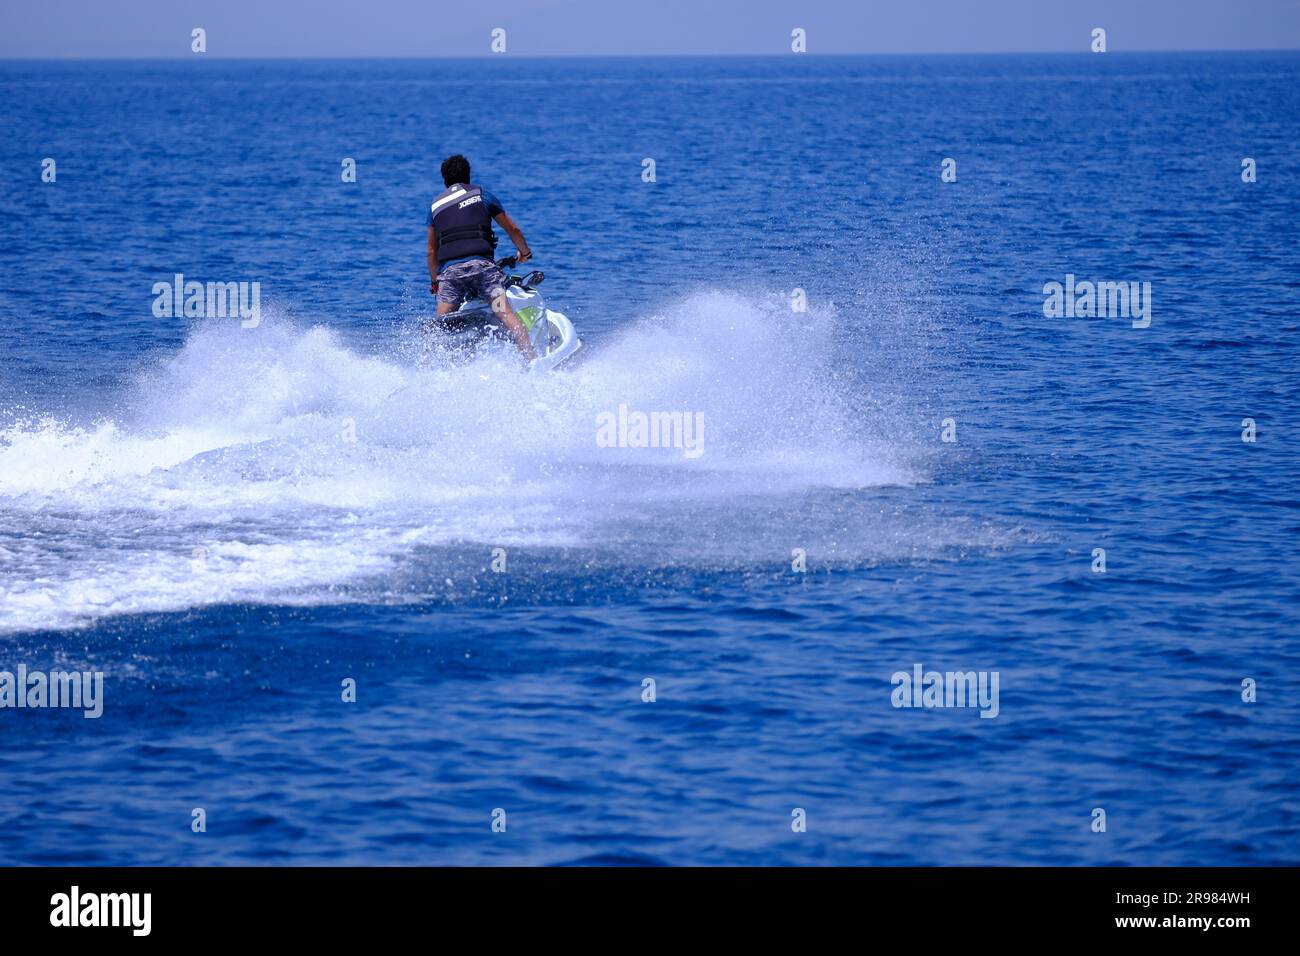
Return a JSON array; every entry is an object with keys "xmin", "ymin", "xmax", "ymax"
[{"xmin": 0, "ymin": 52, "xmax": 1297, "ymax": 864}]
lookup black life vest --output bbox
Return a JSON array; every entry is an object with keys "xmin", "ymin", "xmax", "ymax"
[{"xmin": 430, "ymin": 183, "xmax": 496, "ymax": 262}]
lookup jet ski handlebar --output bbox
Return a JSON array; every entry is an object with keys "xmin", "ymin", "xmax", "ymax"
[{"xmin": 496, "ymin": 256, "xmax": 544, "ymax": 288}]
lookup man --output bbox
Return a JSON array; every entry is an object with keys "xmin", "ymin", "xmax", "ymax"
[{"xmin": 426, "ymin": 154, "xmax": 535, "ymax": 361}]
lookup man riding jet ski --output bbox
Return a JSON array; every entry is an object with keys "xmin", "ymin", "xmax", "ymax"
[{"xmin": 423, "ymin": 154, "xmax": 580, "ymax": 371}]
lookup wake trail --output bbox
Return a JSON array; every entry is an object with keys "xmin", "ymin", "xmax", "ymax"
[{"xmin": 0, "ymin": 290, "xmax": 944, "ymax": 633}]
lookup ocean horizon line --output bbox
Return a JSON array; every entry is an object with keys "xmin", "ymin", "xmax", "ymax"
[{"xmin": 3, "ymin": 47, "xmax": 1299, "ymax": 63}]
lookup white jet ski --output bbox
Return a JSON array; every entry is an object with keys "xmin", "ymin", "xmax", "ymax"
[{"xmin": 423, "ymin": 256, "xmax": 582, "ymax": 372}]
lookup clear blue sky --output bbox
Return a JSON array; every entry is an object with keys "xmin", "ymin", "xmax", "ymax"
[{"xmin": 3, "ymin": 0, "xmax": 1299, "ymax": 57}]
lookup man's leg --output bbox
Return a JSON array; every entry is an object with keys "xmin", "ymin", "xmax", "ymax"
[
  {"xmin": 490, "ymin": 290, "xmax": 536, "ymax": 362},
  {"xmin": 435, "ymin": 265, "xmax": 466, "ymax": 315},
  {"xmin": 474, "ymin": 261, "xmax": 535, "ymax": 362}
]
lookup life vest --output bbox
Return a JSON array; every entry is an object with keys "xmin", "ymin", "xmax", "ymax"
[{"xmin": 430, "ymin": 183, "xmax": 496, "ymax": 262}]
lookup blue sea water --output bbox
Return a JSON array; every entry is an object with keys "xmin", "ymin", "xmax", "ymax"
[{"xmin": 0, "ymin": 53, "xmax": 1298, "ymax": 866}]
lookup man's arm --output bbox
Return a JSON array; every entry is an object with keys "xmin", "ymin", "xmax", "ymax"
[
  {"xmin": 493, "ymin": 212, "xmax": 531, "ymax": 263},
  {"xmin": 427, "ymin": 225, "xmax": 439, "ymax": 291}
]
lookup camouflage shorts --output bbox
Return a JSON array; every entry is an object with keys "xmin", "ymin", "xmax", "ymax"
[{"xmin": 436, "ymin": 258, "xmax": 507, "ymax": 308}]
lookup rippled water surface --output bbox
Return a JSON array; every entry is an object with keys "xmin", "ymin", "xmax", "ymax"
[{"xmin": 0, "ymin": 53, "xmax": 1297, "ymax": 864}]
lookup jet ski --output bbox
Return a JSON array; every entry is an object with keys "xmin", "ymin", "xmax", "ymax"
[{"xmin": 422, "ymin": 256, "xmax": 582, "ymax": 372}]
